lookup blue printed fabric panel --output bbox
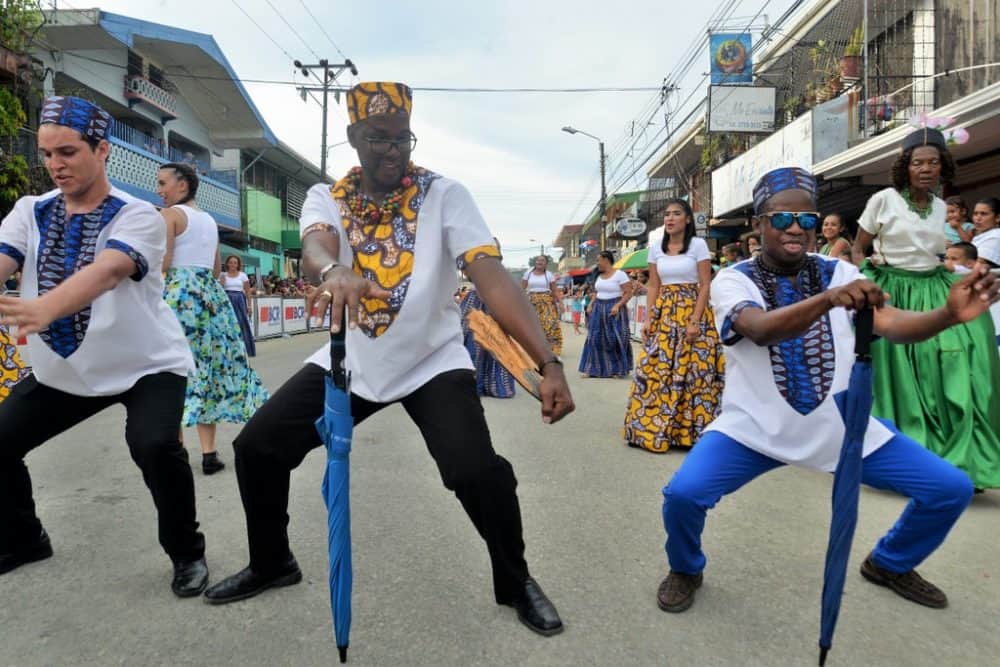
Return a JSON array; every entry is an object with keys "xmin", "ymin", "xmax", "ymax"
[
  {"xmin": 734, "ymin": 256, "xmax": 838, "ymax": 415},
  {"xmin": 33, "ymin": 194, "xmax": 125, "ymax": 358}
]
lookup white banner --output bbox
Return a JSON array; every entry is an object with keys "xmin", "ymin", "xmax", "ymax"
[
  {"xmin": 255, "ymin": 297, "xmax": 283, "ymax": 338},
  {"xmin": 709, "ymin": 86, "xmax": 776, "ymax": 133},
  {"xmin": 283, "ymin": 298, "xmax": 308, "ymax": 333}
]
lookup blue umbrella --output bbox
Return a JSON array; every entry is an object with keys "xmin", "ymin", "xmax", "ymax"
[
  {"xmin": 316, "ymin": 322, "xmax": 353, "ymax": 663},
  {"xmin": 819, "ymin": 307, "xmax": 875, "ymax": 666}
]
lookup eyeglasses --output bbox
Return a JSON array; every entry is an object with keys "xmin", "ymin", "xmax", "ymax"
[
  {"xmin": 365, "ymin": 133, "xmax": 417, "ymax": 155},
  {"xmin": 762, "ymin": 211, "xmax": 821, "ymax": 231}
]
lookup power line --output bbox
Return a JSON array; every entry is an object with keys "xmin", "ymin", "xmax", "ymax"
[
  {"xmin": 263, "ymin": 0, "xmax": 321, "ymax": 61},
  {"xmin": 296, "ymin": 0, "xmax": 352, "ymax": 68},
  {"xmin": 228, "ymin": 0, "xmax": 295, "ymax": 62}
]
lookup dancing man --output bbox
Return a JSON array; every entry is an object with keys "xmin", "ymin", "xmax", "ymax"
[
  {"xmin": 0, "ymin": 97, "xmax": 207, "ymax": 595},
  {"xmin": 206, "ymin": 82, "xmax": 575, "ymax": 636},
  {"xmin": 657, "ymin": 167, "xmax": 993, "ymax": 616}
]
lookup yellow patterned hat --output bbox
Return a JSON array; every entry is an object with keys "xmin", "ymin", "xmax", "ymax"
[{"xmin": 346, "ymin": 82, "xmax": 413, "ymax": 125}]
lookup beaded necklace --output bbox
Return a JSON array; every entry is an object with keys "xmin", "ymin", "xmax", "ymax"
[
  {"xmin": 341, "ymin": 164, "xmax": 416, "ymax": 225},
  {"xmin": 901, "ymin": 188, "xmax": 933, "ymax": 220}
]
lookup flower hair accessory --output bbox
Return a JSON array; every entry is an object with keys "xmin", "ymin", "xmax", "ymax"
[{"xmin": 905, "ymin": 114, "xmax": 969, "ymax": 148}]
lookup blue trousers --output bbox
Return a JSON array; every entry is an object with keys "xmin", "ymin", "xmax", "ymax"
[{"xmin": 662, "ymin": 427, "xmax": 974, "ymax": 575}]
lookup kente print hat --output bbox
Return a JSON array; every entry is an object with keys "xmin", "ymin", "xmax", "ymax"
[
  {"xmin": 346, "ymin": 82, "xmax": 413, "ymax": 125},
  {"xmin": 39, "ymin": 95, "xmax": 112, "ymax": 141},
  {"xmin": 752, "ymin": 167, "xmax": 818, "ymax": 214}
]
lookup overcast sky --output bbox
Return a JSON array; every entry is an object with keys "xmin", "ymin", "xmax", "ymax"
[{"xmin": 84, "ymin": 0, "xmax": 793, "ymax": 267}]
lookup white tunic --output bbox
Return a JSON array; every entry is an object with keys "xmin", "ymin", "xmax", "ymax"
[
  {"xmin": 0, "ymin": 188, "xmax": 193, "ymax": 396},
  {"xmin": 707, "ymin": 255, "xmax": 893, "ymax": 472},
  {"xmin": 168, "ymin": 204, "xmax": 218, "ymax": 270},
  {"xmin": 523, "ymin": 269, "xmax": 555, "ymax": 292},
  {"xmin": 647, "ymin": 231, "xmax": 711, "ymax": 284},
  {"xmin": 857, "ymin": 188, "xmax": 946, "ymax": 271},
  {"xmin": 594, "ymin": 270, "xmax": 630, "ymax": 300},
  {"xmin": 299, "ymin": 178, "xmax": 495, "ymax": 403},
  {"xmin": 972, "ymin": 227, "xmax": 1000, "ymax": 266}
]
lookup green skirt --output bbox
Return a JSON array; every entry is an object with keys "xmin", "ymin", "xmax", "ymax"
[{"xmin": 862, "ymin": 263, "xmax": 1000, "ymax": 488}]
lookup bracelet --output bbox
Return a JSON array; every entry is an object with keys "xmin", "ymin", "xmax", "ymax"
[{"xmin": 537, "ymin": 357, "xmax": 563, "ymax": 375}]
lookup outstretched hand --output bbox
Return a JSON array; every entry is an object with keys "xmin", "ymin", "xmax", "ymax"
[
  {"xmin": 946, "ymin": 264, "xmax": 999, "ymax": 324},
  {"xmin": 0, "ymin": 295, "xmax": 54, "ymax": 337},
  {"xmin": 539, "ymin": 364, "xmax": 575, "ymax": 424},
  {"xmin": 305, "ymin": 266, "xmax": 391, "ymax": 333}
]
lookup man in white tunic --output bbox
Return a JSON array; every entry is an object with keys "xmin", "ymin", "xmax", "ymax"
[
  {"xmin": 206, "ymin": 83, "xmax": 575, "ymax": 637},
  {"xmin": 0, "ymin": 97, "xmax": 208, "ymax": 596},
  {"xmin": 656, "ymin": 167, "xmax": 994, "ymax": 615}
]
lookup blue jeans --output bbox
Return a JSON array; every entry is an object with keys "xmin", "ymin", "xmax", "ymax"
[{"xmin": 662, "ymin": 426, "xmax": 974, "ymax": 575}]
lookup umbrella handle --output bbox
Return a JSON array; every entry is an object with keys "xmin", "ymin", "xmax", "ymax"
[
  {"xmin": 854, "ymin": 308, "xmax": 874, "ymax": 360},
  {"xmin": 330, "ymin": 306, "xmax": 348, "ymax": 389}
]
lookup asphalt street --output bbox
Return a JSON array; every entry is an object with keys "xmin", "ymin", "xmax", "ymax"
[{"xmin": 1, "ymin": 327, "xmax": 998, "ymax": 666}]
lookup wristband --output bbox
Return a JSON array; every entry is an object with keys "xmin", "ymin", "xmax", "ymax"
[{"xmin": 537, "ymin": 356, "xmax": 563, "ymax": 375}]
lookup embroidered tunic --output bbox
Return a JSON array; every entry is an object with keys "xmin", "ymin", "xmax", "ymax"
[
  {"xmin": 298, "ymin": 170, "xmax": 500, "ymax": 403},
  {"xmin": 706, "ymin": 254, "xmax": 893, "ymax": 471},
  {"xmin": 0, "ymin": 188, "xmax": 193, "ymax": 396}
]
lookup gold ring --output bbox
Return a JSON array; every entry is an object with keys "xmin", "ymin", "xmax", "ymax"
[{"xmin": 321, "ymin": 290, "xmax": 333, "ymax": 298}]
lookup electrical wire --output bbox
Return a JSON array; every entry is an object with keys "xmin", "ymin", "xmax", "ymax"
[
  {"xmin": 228, "ymin": 0, "xmax": 295, "ymax": 62},
  {"xmin": 263, "ymin": 0, "xmax": 321, "ymax": 61}
]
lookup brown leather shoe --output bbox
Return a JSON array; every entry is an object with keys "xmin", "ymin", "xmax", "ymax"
[
  {"xmin": 860, "ymin": 554, "xmax": 947, "ymax": 609},
  {"xmin": 656, "ymin": 571, "xmax": 703, "ymax": 613}
]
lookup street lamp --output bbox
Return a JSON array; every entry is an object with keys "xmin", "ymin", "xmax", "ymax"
[{"xmin": 562, "ymin": 126, "xmax": 607, "ymax": 251}]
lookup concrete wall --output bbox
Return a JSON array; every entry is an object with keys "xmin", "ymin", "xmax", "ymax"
[{"xmin": 937, "ymin": 0, "xmax": 1000, "ymax": 104}]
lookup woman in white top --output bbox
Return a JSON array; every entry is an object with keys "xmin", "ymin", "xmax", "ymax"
[
  {"xmin": 623, "ymin": 199, "xmax": 724, "ymax": 453},
  {"xmin": 852, "ymin": 128, "xmax": 1000, "ymax": 491},
  {"xmin": 220, "ymin": 255, "xmax": 256, "ymax": 357},
  {"xmin": 579, "ymin": 250, "xmax": 633, "ymax": 377},
  {"xmin": 521, "ymin": 255, "xmax": 563, "ymax": 355},
  {"xmin": 158, "ymin": 163, "xmax": 268, "ymax": 475}
]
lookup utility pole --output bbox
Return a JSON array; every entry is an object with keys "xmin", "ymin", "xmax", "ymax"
[
  {"xmin": 599, "ymin": 141, "xmax": 606, "ymax": 252},
  {"xmin": 295, "ymin": 58, "xmax": 358, "ymax": 180}
]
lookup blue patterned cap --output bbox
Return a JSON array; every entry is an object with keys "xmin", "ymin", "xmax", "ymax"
[
  {"xmin": 752, "ymin": 167, "xmax": 818, "ymax": 214},
  {"xmin": 39, "ymin": 96, "xmax": 111, "ymax": 141}
]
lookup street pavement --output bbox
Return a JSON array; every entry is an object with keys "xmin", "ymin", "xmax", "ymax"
[{"xmin": 1, "ymin": 327, "xmax": 998, "ymax": 667}]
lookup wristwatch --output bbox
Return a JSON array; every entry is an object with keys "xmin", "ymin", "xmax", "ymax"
[
  {"xmin": 317, "ymin": 261, "xmax": 340, "ymax": 284},
  {"xmin": 537, "ymin": 356, "xmax": 563, "ymax": 375}
]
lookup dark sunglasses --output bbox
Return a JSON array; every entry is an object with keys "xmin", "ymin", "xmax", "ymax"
[{"xmin": 762, "ymin": 211, "xmax": 821, "ymax": 231}]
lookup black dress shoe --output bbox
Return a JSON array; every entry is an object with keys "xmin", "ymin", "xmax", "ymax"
[
  {"xmin": 0, "ymin": 529, "xmax": 53, "ymax": 576},
  {"xmin": 510, "ymin": 577, "xmax": 564, "ymax": 636},
  {"xmin": 172, "ymin": 557, "xmax": 209, "ymax": 597},
  {"xmin": 203, "ymin": 558, "xmax": 302, "ymax": 605}
]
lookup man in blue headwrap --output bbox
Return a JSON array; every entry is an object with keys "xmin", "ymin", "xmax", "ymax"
[
  {"xmin": 0, "ymin": 96, "xmax": 209, "ymax": 596},
  {"xmin": 655, "ymin": 166, "xmax": 997, "ymax": 615}
]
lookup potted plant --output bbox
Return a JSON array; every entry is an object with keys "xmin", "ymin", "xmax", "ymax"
[
  {"xmin": 804, "ymin": 82, "xmax": 817, "ymax": 108},
  {"xmin": 781, "ymin": 95, "xmax": 800, "ymax": 124},
  {"xmin": 840, "ymin": 26, "xmax": 864, "ymax": 79}
]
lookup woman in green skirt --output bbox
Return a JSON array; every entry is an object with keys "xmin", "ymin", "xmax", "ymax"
[{"xmin": 852, "ymin": 126, "xmax": 1000, "ymax": 491}]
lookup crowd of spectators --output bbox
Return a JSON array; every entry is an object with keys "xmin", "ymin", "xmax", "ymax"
[{"xmin": 252, "ymin": 272, "xmax": 309, "ymax": 298}]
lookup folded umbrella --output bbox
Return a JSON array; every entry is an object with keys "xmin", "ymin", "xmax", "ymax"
[
  {"xmin": 819, "ymin": 307, "xmax": 875, "ymax": 666},
  {"xmin": 316, "ymin": 318, "xmax": 354, "ymax": 663}
]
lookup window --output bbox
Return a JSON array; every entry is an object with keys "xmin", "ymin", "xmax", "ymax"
[{"xmin": 127, "ymin": 50, "xmax": 143, "ymax": 77}]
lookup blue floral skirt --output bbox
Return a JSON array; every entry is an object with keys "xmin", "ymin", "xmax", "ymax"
[
  {"xmin": 164, "ymin": 267, "xmax": 269, "ymax": 426},
  {"xmin": 459, "ymin": 290, "xmax": 515, "ymax": 398},
  {"xmin": 579, "ymin": 298, "xmax": 633, "ymax": 377},
  {"xmin": 226, "ymin": 289, "xmax": 257, "ymax": 357}
]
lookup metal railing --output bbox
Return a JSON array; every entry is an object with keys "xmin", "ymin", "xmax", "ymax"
[{"xmin": 104, "ymin": 118, "xmax": 236, "ymax": 187}]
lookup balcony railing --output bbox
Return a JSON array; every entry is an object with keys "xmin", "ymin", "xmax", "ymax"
[
  {"xmin": 123, "ymin": 75, "xmax": 178, "ymax": 119},
  {"xmin": 105, "ymin": 118, "xmax": 237, "ymax": 188}
]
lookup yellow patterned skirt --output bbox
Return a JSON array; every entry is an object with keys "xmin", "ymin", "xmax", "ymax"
[
  {"xmin": 623, "ymin": 283, "xmax": 724, "ymax": 452},
  {"xmin": 529, "ymin": 292, "xmax": 563, "ymax": 356},
  {"xmin": 0, "ymin": 324, "xmax": 29, "ymax": 404}
]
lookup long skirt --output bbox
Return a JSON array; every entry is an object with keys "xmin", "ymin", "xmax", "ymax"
[
  {"xmin": 528, "ymin": 291, "xmax": 563, "ymax": 356},
  {"xmin": 0, "ymin": 324, "xmax": 29, "ymax": 404},
  {"xmin": 226, "ymin": 289, "xmax": 257, "ymax": 357},
  {"xmin": 623, "ymin": 283, "xmax": 724, "ymax": 453},
  {"xmin": 460, "ymin": 290, "xmax": 515, "ymax": 398},
  {"xmin": 579, "ymin": 298, "xmax": 633, "ymax": 377},
  {"xmin": 862, "ymin": 263, "xmax": 1000, "ymax": 488},
  {"xmin": 165, "ymin": 267, "xmax": 269, "ymax": 427}
]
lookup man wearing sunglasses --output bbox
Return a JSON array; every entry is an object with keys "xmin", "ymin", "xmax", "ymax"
[
  {"xmin": 206, "ymin": 82, "xmax": 573, "ymax": 638},
  {"xmin": 656, "ymin": 166, "xmax": 997, "ymax": 615}
]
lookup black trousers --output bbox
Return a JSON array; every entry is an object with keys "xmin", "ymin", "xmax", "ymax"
[
  {"xmin": 233, "ymin": 364, "xmax": 530, "ymax": 603},
  {"xmin": 0, "ymin": 373, "xmax": 205, "ymax": 563}
]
